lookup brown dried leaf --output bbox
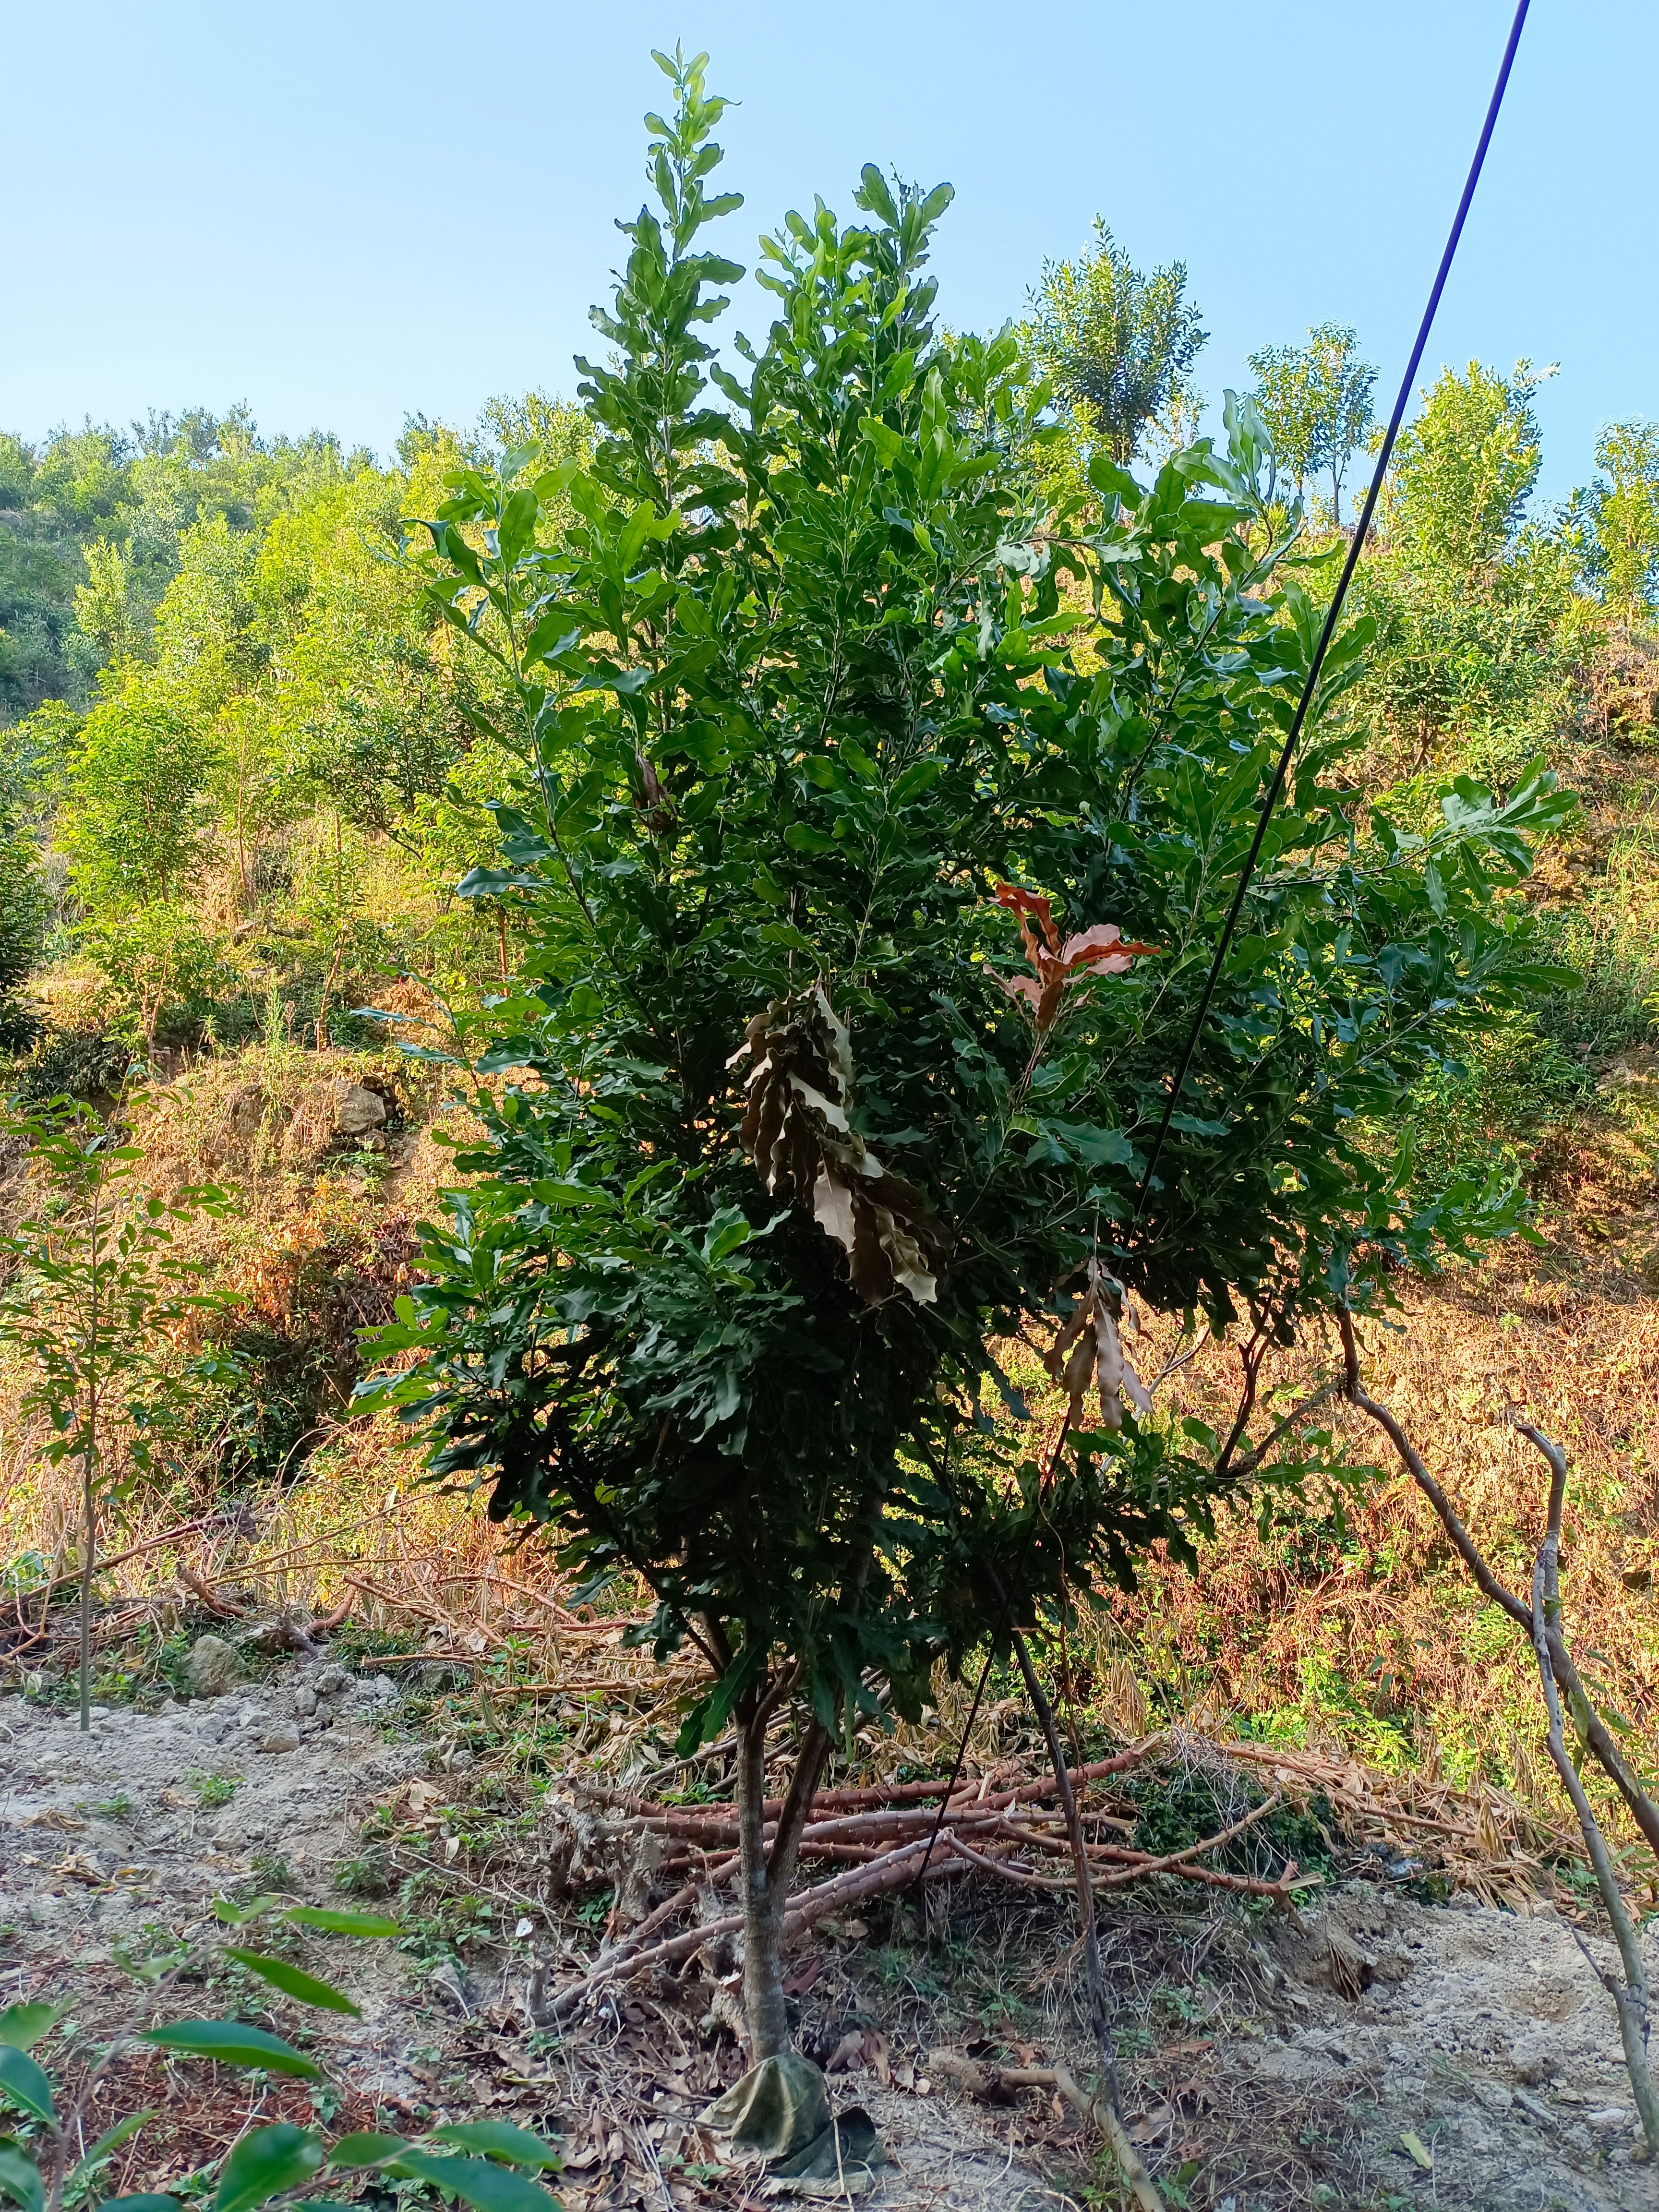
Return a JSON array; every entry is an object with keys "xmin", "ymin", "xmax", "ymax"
[{"xmin": 736, "ymin": 986, "xmax": 946, "ymax": 1307}]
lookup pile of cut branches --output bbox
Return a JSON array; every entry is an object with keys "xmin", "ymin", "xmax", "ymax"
[{"xmin": 551, "ymin": 1745, "xmax": 1316, "ymax": 2016}]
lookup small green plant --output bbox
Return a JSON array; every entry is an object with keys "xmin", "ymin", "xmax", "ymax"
[
  {"xmin": 0, "ymin": 1094, "xmax": 227, "ymax": 1730},
  {"xmin": 188, "ymin": 1771, "xmax": 238, "ymax": 1808},
  {"xmin": 0, "ymin": 1899, "xmax": 563, "ymax": 2211}
]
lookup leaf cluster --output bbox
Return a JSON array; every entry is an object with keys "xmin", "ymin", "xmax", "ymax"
[
  {"xmin": 364, "ymin": 55, "xmax": 1579, "ymax": 1738},
  {"xmin": 0, "ymin": 1909, "xmax": 561, "ymax": 2212}
]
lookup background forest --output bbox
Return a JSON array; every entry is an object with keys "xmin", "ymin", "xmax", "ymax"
[{"xmin": 4, "ymin": 213, "xmax": 1659, "ymax": 1795}]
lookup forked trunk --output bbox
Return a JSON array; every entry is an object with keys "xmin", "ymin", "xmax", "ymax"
[{"xmin": 734, "ymin": 1700, "xmax": 831, "ymax": 2060}]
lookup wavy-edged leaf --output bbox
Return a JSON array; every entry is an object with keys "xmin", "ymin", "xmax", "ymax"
[
  {"xmin": 224, "ymin": 1951, "xmax": 360, "ymax": 2017},
  {"xmin": 0, "ymin": 2045, "xmax": 55, "ymax": 2124},
  {"xmin": 325, "ymin": 2132, "xmax": 409, "ymax": 2169},
  {"xmin": 138, "ymin": 2021, "xmax": 319, "ymax": 2080},
  {"xmin": 0, "ymin": 2146, "xmax": 41, "ymax": 2212},
  {"xmin": 386, "ymin": 2150, "xmax": 559, "ymax": 2211},
  {"xmin": 427, "ymin": 2121, "xmax": 562, "ymax": 2170},
  {"xmin": 0, "ymin": 2006, "xmax": 57, "ymax": 2053},
  {"xmin": 213, "ymin": 2124, "xmax": 324, "ymax": 2212}
]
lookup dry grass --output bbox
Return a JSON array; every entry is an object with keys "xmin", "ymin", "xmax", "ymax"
[{"xmin": 0, "ymin": 912, "xmax": 1655, "ymax": 1882}]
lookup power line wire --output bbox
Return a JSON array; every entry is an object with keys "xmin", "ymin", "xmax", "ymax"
[
  {"xmin": 914, "ymin": 0, "xmax": 1532, "ymax": 1899},
  {"xmin": 1130, "ymin": 0, "xmax": 1533, "ymax": 1228}
]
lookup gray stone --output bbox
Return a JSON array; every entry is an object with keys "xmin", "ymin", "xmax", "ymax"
[
  {"xmin": 185, "ymin": 1635, "xmax": 241, "ymax": 1699},
  {"xmin": 315, "ymin": 1665, "xmax": 349, "ymax": 1694},
  {"xmin": 293, "ymin": 1686, "xmax": 317, "ymax": 1717},
  {"xmin": 259, "ymin": 1728, "xmax": 301, "ymax": 1755},
  {"xmin": 332, "ymin": 1081, "xmax": 386, "ymax": 1136},
  {"xmin": 223, "ymin": 1084, "xmax": 268, "ymax": 1142},
  {"xmin": 282, "ymin": 1079, "xmax": 387, "ymax": 1166},
  {"xmin": 1510, "ymin": 2028, "xmax": 1560, "ymax": 2084}
]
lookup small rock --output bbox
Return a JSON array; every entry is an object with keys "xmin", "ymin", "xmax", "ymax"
[
  {"xmin": 315, "ymin": 1665, "xmax": 349, "ymax": 1694},
  {"xmin": 1588, "ymin": 2107, "xmax": 1634, "ymax": 2130},
  {"xmin": 282, "ymin": 1079, "xmax": 386, "ymax": 1165},
  {"xmin": 293, "ymin": 1686, "xmax": 318, "ymax": 1717},
  {"xmin": 333, "ymin": 1081, "xmax": 386, "ymax": 1136},
  {"xmin": 372, "ymin": 1674, "xmax": 397, "ymax": 1700},
  {"xmin": 1510, "ymin": 2029, "xmax": 1560, "ymax": 2084},
  {"xmin": 220, "ymin": 1083, "xmax": 269, "ymax": 1146},
  {"xmin": 1471, "ymin": 2080, "xmax": 1513, "ymax": 2115},
  {"xmin": 260, "ymin": 1728, "xmax": 301, "ymax": 1755},
  {"xmin": 185, "ymin": 1635, "xmax": 241, "ymax": 1699}
]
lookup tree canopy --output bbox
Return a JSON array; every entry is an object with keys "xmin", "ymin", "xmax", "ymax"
[
  {"xmin": 1025, "ymin": 219, "xmax": 1207, "ymax": 467},
  {"xmin": 366, "ymin": 48, "xmax": 1577, "ymax": 2056}
]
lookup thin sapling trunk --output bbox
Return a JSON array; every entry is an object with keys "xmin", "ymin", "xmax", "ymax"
[
  {"xmin": 1339, "ymin": 1309, "xmax": 1659, "ymax": 1860},
  {"xmin": 734, "ymin": 1695, "xmax": 831, "ymax": 2060},
  {"xmin": 1014, "ymin": 1631, "xmax": 1164, "ymax": 2212},
  {"xmin": 79, "ymin": 1437, "xmax": 95, "ymax": 1734},
  {"xmin": 78, "ymin": 1180, "xmax": 105, "ymax": 1736}
]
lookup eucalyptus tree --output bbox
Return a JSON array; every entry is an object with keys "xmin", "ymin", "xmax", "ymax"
[{"xmin": 371, "ymin": 51, "xmax": 1575, "ymax": 2056}]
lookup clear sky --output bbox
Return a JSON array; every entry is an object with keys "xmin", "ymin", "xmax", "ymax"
[{"xmin": 6, "ymin": 1, "xmax": 1653, "ymax": 505}]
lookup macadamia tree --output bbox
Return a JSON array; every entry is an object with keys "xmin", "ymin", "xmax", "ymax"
[{"xmin": 371, "ymin": 52, "xmax": 1575, "ymax": 2055}]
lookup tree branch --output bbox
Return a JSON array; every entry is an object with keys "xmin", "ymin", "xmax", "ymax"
[
  {"xmin": 1530, "ymin": 1464, "xmax": 1659, "ymax": 2153},
  {"xmin": 1338, "ymin": 1308, "xmax": 1659, "ymax": 1862}
]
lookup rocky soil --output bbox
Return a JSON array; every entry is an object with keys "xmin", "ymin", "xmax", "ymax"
[{"xmin": 0, "ymin": 1658, "xmax": 1653, "ymax": 2210}]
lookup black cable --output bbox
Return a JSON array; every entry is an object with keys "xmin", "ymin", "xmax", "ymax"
[
  {"xmin": 914, "ymin": 0, "xmax": 1531, "ymax": 1899},
  {"xmin": 1129, "ymin": 0, "xmax": 1532, "ymax": 1233}
]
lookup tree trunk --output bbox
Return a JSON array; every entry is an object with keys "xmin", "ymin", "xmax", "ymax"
[
  {"xmin": 78, "ymin": 1449, "xmax": 94, "ymax": 1734},
  {"xmin": 734, "ymin": 1698, "xmax": 831, "ymax": 2060}
]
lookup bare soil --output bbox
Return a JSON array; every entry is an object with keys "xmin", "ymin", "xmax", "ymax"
[{"xmin": 1, "ymin": 1664, "xmax": 1653, "ymax": 2212}]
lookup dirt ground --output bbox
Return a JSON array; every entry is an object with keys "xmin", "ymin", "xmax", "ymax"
[{"xmin": 1, "ymin": 1656, "xmax": 1654, "ymax": 2212}]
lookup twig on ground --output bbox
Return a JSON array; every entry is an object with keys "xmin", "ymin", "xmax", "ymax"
[{"xmin": 930, "ymin": 2052, "xmax": 1164, "ymax": 2212}]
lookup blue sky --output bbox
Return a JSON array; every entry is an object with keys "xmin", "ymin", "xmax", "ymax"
[{"xmin": 6, "ymin": 1, "xmax": 1654, "ymax": 505}]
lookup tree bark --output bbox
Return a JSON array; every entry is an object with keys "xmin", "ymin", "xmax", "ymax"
[{"xmin": 735, "ymin": 1696, "xmax": 831, "ymax": 2059}]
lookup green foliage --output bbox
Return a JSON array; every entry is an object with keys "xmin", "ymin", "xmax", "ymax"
[
  {"xmin": 1349, "ymin": 361, "xmax": 1576, "ymax": 773},
  {"xmin": 0, "ymin": 1916, "xmax": 560, "ymax": 2212},
  {"xmin": 1248, "ymin": 322, "xmax": 1377, "ymax": 524},
  {"xmin": 1392, "ymin": 360, "xmax": 1549, "ymax": 577},
  {"xmin": 368, "ymin": 57, "xmax": 1573, "ymax": 1809},
  {"xmin": 1127, "ymin": 1762, "xmax": 1338, "ymax": 1878},
  {"xmin": 0, "ymin": 1098, "xmax": 226, "ymax": 1723},
  {"xmin": 6, "ymin": 1033, "xmax": 130, "ymax": 1107},
  {"xmin": 1025, "ymin": 216, "xmax": 1207, "ymax": 466},
  {"xmin": 60, "ymin": 681, "xmax": 216, "ymax": 912},
  {"xmin": 0, "ymin": 820, "xmax": 47, "ymax": 1053},
  {"xmin": 1568, "ymin": 417, "xmax": 1659, "ymax": 620}
]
